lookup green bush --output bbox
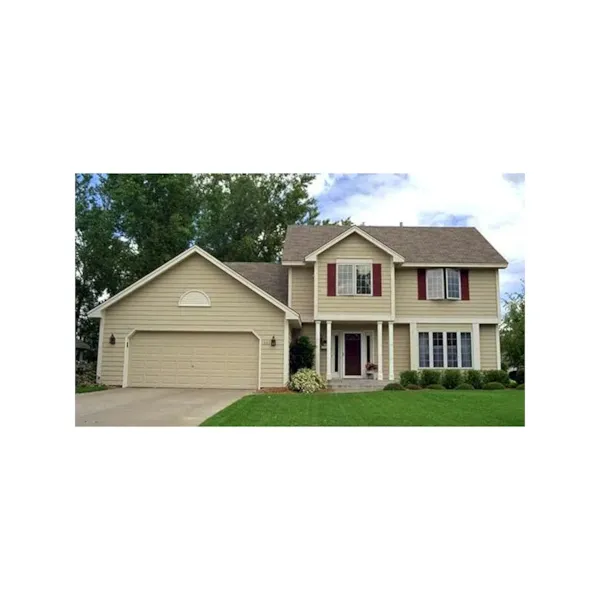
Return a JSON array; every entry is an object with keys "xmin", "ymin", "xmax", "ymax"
[
  {"xmin": 514, "ymin": 369, "xmax": 525, "ymax": 385},
  {"xmin": 405, "ymin": 383, "xmax": 422, "ymax": 390},
  {"xmin": 483, "ymin": 382, "xmax": 506, "ymax": 390},
  {"xmin": 517, "ymin": 383, "xmax": 525, "ymax": 390},
  {"xmin": 288, "ymin": 368, "xmax": 326, "ymax": 393},
  {"xmin": 483, "ymin": 369, "xmax": 510, "ymax": 386},
  {"xmin": 464, "ymin": 370, "xmax": 484, "ymax": 389},
  {"xmin": 399, "ymin": 370, "xmax": 419, "ymax": 386},
  {"xmin": 419, "ymin": 369, "xmax": 441, "ymax": 386},
  {"xmin": 76, "ymin": 360, "xmax": 97, "ymax": 387},
  {"xmin": 426, "ymin": 384, "xmax": 446, "ymax": 390},
  {"xmin": 455, "ymin": 383, "xmax": 475, "ymax": 390},
  {"xmin": 507, "ymin": 380, "xmax": 518, "ymax": 388},
  {"xmin": 441, "ymin": 369, "xmax": 463, "ymax": 389},
  {"xmin": 384, "ymin": 382, "xmax": 406, "ymax": 391},
  {"xmin": 289, "ymin": 336, "xmax": 315, "ymax": 374}
]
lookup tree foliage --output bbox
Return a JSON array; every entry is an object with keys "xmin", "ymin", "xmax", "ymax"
[
  {"xmin": 289, "ymin": 335, "xmax": 316, "ymax": 374},
  {"xmin": 500, "ymin": 282, "xmax": 525, "ymax": 369}
]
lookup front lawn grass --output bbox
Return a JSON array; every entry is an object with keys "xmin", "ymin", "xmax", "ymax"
[
  {"xmin": 200, "ymin": 389, "xmax": 525, "ymax": 426},
  {"xmin": 76, "ymin": 384, "xmax": 108, "ymax": 394}
]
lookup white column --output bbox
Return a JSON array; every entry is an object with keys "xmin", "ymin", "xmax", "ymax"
[
  {"xmin": 315, "ymin": 320, "xmax": 321, "ymax": 374},
  {"xmin": 283, "ymin": 317, "xmax": 290, "ymax": 385},
  {"xmin": 326, "ymin": 321, "xmax": 332, "ymax": 380},
  {"xmin": 388, "ymin": 321, "xmax": 394, "ymax": 380},
  {"xmin": 495, "ymin": 324, "xmax": 501, "ymax": 369},
  {"xmin": 377, "ymin": 321, "xmax": 383, "ymax": 380},
  {"xmin": 409, "ymin": 321, "xmax": 419, "ymax": 370},
  {"xmin": 472, "ymin": 322, "xmax": 481, "ymax": 369}
]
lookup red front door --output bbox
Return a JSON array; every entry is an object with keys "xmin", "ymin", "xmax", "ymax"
[{"xmin": 344, "ymin": 334, "xmax": 362, "ymax": 376}]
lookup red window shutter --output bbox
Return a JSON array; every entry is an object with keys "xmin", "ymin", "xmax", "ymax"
[
  {"xmin": 417, "ymin": 269, "xmax": 427, "ymax": 300},
  {"xmin": 327, "ymin": 263, "xmax": 336, "ymax": 296},
  {"xmin": 460, "ymin": 269, "xmax": 470, "ymax": 300},
  {"xmin": 373, "ymin": 264, "xmax": 382, "ymax": 296}
]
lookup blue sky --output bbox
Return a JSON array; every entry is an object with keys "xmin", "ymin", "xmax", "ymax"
[{"xmin": 309, "ymin": 173, "xmax": 525, "ymax": 300}]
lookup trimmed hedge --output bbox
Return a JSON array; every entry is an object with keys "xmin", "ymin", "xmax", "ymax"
[
  {"xmin": 455, "ymin": 383, "xmax": 475, "ymax": 390},
  {"xmin": 507, "ymin": 380, "xmax": 518, "ymax": 388},
  {"xmin": 405, "ymin": 383, "xmax": 422, "ymax": 390},
  {"xmin": 483, "ymin": 369, "xmax": 510, "ymax": 386},
  {"xmin": 426, "ymin": 384, "xmax": 446, "ymax": 390},
  {"xmin": 483, "ymin": 382, "xmax": 506, "ymax": 390},
  {"xmin": 441, "ymin": 369, "xmax": 463, "ymax": 389},
  {"xmin": 517, "ymin": 383, "xmax": 525, "ymax": 390},
  {"xmin": 399, "ymin": 370, "xmax": 420, "ymax": 386},
  {"xmin": 384, "ymin": 382, "xmax": 406, "ymax": 391},
  {"xmin": 464, "ymin": 370, "xmax": 484, "ymax": 389},
  {"xmin": 419, "ymin": 369, "xmax": 441, "ymax": 387}
]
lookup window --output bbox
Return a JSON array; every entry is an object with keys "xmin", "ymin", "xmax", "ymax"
[
  {"xmin": 426, "ymin": 268, "xmax": 445, "ymax": 299},
  {"xmin": 366, "ymin": 335, "xmax": 371, "ymax": 362},
  {"xmin": 447, "ymin": 332, "xmax": 458, "ymax": 367},
  {"xmin": 426, "ymin": 268, "xmax": 461, "ymax": 300},
  {"xmin": 418, "ymin": 331, "xmax": 473, "ymax": 368},
  {"xmin": 460, "ymin": 332, "xmax": 472, "ymax": 368},
  {"xmin": 418, "ymin": 332, "xmax": 430, "ymax": 368},
  {"xmin": 446, "ymin": 268, "xmax": 461, "ymax": 300},
  {"xmin": 432, "ymin": 332, "xmax": 444, "ymax": 367},
  {"xmin": 334, "ymin": 335, "xmax": 339, "ymax": 372},
  {"xmin": 337, "ymin": 263, "xmax": 372, "ymax": 295}
]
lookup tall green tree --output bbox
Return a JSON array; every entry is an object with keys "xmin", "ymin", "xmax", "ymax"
[
  {"xmin": 194, "ymin": 174, "xmax": 320, "ymax": 262},
  {"xmin": 500, "ymin": 282, "xmax": 525, "ymax": 369}
]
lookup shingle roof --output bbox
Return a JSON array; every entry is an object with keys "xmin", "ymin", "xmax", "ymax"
[
  {"xmin": 282, "ymin": 225, "xmax": 508, "ymax": 265},
  {"xmin": 225, "ymin": 262, "xmax": 288, "ymax": 305}
]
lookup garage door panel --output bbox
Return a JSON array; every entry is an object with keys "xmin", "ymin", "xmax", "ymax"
[{"xmin": 128, "ymin": 331, "xmax": 258, "ymax": 389}]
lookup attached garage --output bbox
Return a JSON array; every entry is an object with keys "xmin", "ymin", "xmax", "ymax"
[{"xmin": 127, "ymin": 331, "xmax": 259, "ymax": 389}]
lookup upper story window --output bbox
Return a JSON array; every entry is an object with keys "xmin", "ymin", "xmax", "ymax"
[
  {"xmin": 426, "ymin": 268, "xmax": 461, "ymax": 300},
  {"xmin": 337, "ymin": 263, "xmax": 372, "ymax": 296}
]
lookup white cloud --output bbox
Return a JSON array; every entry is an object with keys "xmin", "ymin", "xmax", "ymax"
[
  {"xmin": 317, "ymin": 173, "xmax": 525, "ymax": 296},
  {"xmin": 307, "ymin": 173, "xmax": 336, "ymax": 198}
]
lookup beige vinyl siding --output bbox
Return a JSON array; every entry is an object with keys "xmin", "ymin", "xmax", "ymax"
[
  {"xmin": 317, "ymin": 233, "xmax": 391, "ymax": 315},
  {"xmin": 395, "ymin": 268, "xmax": 499, "ymax": 318},
  {"xmin": 290, "ymin": 266, "xmax": 314, "ymax": 321},
  {"xmin": 299, "ymin": 322, "xmax": 408, "ymax": 380},
  {"xmin": 128, "ymin": 331, "xmax": 258, "ymax": 389},
  {"xmin": 480, "ymin": 324, "xmax": 499, "ymax": 370},
  {"xmin": 99, "ymin": 253, "xmax": 285, "ymax": 388}
]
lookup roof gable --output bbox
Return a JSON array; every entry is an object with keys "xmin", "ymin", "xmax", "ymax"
[
  {"xmin": 87, "ymin": 246, "xmax": 299, "ymax": 319},
  {"xmin": 303, "ymin": 225, "xmax": 405, "ymax": 263},
  {"xmin": 282, "ymin": 225, "xmax": 508, "ymax": 266}
]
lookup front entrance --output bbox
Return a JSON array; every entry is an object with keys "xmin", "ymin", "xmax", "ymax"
[{"xmin": 344, "ymin": 333, "xmax": 362, "ymax": 376}]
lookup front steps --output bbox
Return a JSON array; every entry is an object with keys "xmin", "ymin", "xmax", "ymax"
[{"xmin": 327, "ymin": 378, "xmax": 388, "ymax": 392}]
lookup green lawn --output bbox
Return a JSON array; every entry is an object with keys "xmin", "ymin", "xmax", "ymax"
[
  {"xmin": 76, "ymin": 384, "xmax": 108, "ymax": 394},
  {"xmin": 200, "ymin": 389, "xmax": 525, "ymax": 426}
]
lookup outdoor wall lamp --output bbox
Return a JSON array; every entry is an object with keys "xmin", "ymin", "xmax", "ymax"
[
  {"xmin": 320, "ymin": 339, "xmax": 327, "ymax": 350},
  {"xmin": 271, "ymin": 336, "xmax": 276, "ymax": 347},
  {"xmin": 109, "ymin": 334, "xmax": 116, "ymax": 345}
]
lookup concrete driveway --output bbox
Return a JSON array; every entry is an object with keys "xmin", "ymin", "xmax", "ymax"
[{"xmin": 76, "ymin": 387, "xmax": 252, "ymax": 426}]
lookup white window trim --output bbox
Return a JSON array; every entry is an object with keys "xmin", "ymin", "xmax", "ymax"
[
  {"xmin": 445, "ymin": 268, "xmax": 461, "ymax": 300},
  {"xmin": 336, "ymin": 262, "xmax": 373, "ymax": 296},
  {"xmin": 418, "ymin": 330, "xmax": 473, "ymax": 369}
]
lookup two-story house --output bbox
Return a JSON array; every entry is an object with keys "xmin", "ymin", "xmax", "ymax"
[{"xmin": 89, "ymin": 225, "xmax": 507, "ymax": 389}]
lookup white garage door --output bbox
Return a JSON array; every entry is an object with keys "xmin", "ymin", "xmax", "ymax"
[{"xmin": 128, "ymin": 331, "xmax": 259, "ymax": 389}]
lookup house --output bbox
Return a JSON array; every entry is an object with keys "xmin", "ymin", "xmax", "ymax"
[{"xmin": 87, "ymin": 225, "xmax": 507, "ymax": 389}]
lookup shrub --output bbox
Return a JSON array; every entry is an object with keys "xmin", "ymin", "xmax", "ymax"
[
  {"xmin": 483, "ymin": 369, "xmax": 510, "ymax": 386},
  {"xmin": 384, "ymin": 382, "xmax": 405, "ymax": 391},
  {"xmin": 455, "ymin": 383, "xmax": 475, "ymax": 390},
  {"xmin": 441, "ymin": 369, "xmax": 463, "ymax": 389},
  {"xmin": 405, "ymin": 383, "xmax": 422, "ymax": 390},
  {"xmin": 483, "ymin": 382, "xmax": 506, "ymax": 390},
  {"xmin": 399, "ymin": 370, "xmax": 419, "ymax": 386},
  {"xmin": 426, "ymin": 384, "xmax": 446, "ymax": 390},
  {"xmin": 464, "ymin": 370, "xmax": 484, "ymax": 389},
  {"xmin": 419, "ymin": 369, "xmax": 441, "ymax": 387},
  {"xmin": 76, "ymin": 360, "xmax": 96, "ymax": 387},
  {"xmin": 514, "ymin": 369, "xmax": 525, "ymax": 385},
  {"xmin": 288, "ymin": 368, "xmax": 326, "ymax": 393},
  {"xmin": 517, "ymin": 383, "xmax": 525, "ymax": 390},
  {"xmin": 507, "ymin": 380, "xmax": 518, "ymax": 388},
  {"xmin": 289, "ymin": 336, "xmax": 315, "ymax": 374}
]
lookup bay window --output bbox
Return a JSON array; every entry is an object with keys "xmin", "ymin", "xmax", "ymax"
[{"xmin": 418, "ymin": 331, "xmax": 473, "ymax": 368}]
